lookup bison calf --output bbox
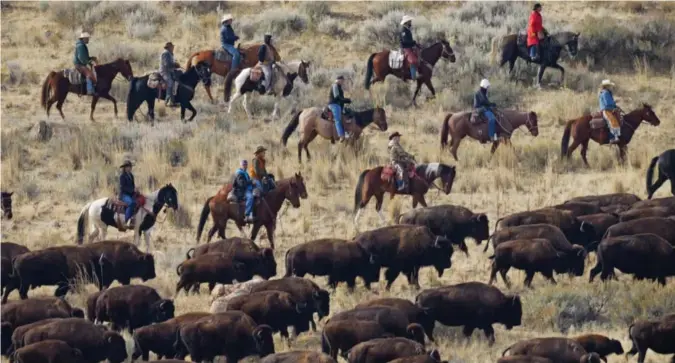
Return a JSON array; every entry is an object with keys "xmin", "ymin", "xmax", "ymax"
[
  {"xmin": 91, "ymin": 284, "xmax": 174, "ymax": 333},
  {"xmin": 12, "ymin": 340, "xmax": 84, "ymax": 363},
  {"xmin": 572, "ymin": 334, "xmax": 623, "ymax": 362}
]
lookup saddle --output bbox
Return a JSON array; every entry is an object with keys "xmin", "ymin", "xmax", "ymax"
[
  {"xmin": 321, "ymin": 106, "xmax": 353, "ymax": 123},
  {"xmin": 146, "ymin": 72, "xmax": 167, "ymax": 90},
  {"xmin": 106, "ymin": 194, "xmax": 146, "ymax": 215},
  {"xmin": 63, "ymin": 68, "xmax": 85, "ymax": 85},
  {"xmin": 589, "ymin": 110, "xmax": 623, "ymax": 130},
  {"xmin": 380, "ymin": 164, "xmax": 416, "ymax": 183},
  {"xmin": 389, "ymin": 50, "xmax": 405, "ymax": 69},
  {"xmin": 214, "ymin": 45, "xmax": 245, "ymax": 64},
  {"xmin": 470, "ymin": 109, "xmax": 507, "ymax": 126}
]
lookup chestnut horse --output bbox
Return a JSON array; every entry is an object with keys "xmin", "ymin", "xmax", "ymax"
[
  {"xmin": 364, "ymin": 40, "xmax": 455, "ymax": 107},
  {"xmin": 281, "ymin": 107, "xmax": 389, "ymax": 163},
  {"xmin": 561, "ymin": 104, "xmax": 660, "ymax": 166},
  {"xmin": 353, "ymin": 163, "xmax": 456, "ymax": 226},
  {"xmin": 440, "ymin": 109, "xmax": 539, "ymax": 161},
  {"xmin": 196, "ymin": 173, "xmax": 308, "ymax": 248},
  {"xmin": 184, "ymin": 43, "xmax": 281, "ymax": 102},
  {"xmin": 40, "ymin": 58, "xmax": 134, "ymax": 121}
]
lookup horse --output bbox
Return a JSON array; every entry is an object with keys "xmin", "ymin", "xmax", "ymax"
[
  {"xmin": 126, "ymin": 62, "xmax": 212, "ymax": 123},
  {"xmin": 76, "ymin": 184, "xmax": 178, "ymax": 252},
  {"xmin": 224, "ymin": 60, "xmax": 310, "ymax": 120},
  {"xmin": 647, "ymin": 149, "xmax": 675, "ymax": 199},
  {"xmin": 184, "ymin": 43, "xmax": 282, "ymax": 103},
  {"xmin": 281, "ymin": 107, "xmax": 388, "ymax": 163},
  {"xmin": 196, "ymin": 173, "xmax": 308, "ymax": 249},
  {"xmin": 440, "ymin": 109, "xmax": 539, "ymax": 161},
  {"xmin": 40, "ymin": 58, "xmax": 134, "ymax": 121},
  {"xmin": 490, "ymin": 31, "xmax": 580, "ymax": 87},
  {"xmin": 364, "ymin": 40, "xmax": 455, "ymax": 107},
  {"xmin": 1, "ymin": 191, "xmax": 13, "ymax": 219},
  {"xmin": 353, "ymin": 163, "xmax": 456, "ymax": 226},
  {"xmin": 561, "ymin": 104, "xmax": 661, "ymax": 166}
]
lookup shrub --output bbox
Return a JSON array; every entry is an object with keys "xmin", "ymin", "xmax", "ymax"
[{"xmin": 301, "ymin": 1, "xmax": 332, "ymax": 24}]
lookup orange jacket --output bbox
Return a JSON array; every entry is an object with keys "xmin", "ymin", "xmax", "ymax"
[
  {"xmin": 527, "ymin": 11, "xmax": 543, "ymax": 47},
  {"xmin": 249, "ymin": 157, "xmax": 266, "ymax": 180}
]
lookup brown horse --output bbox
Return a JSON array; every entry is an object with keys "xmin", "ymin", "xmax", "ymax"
[
  {"xmin": 353, "ymin": 163, "xmax": 457, "ymax": 226},
  {"xmin": 281, "ymin": 107, "xmax": 388, "ymax": 163},
  {"xmin": 196, "ymin": 173, "xmax": 308, "ymax": 248},
  {"xmin": 561, "ymin": 104, "xmax": 661, "ymax": 166},
  {"xmin": 364, "ymin": 40, "xmax": 455, "ymax": 107},
  {"xmin": 40, "ymin": 58, "xmax": 134, "ymax": 121},
  {"xmin": 440, "ymin": 109, "xmax": 539, "ymax": 161},
  {"xmin": 184, "ymin": 43, "xmax": 281, "ymax": 102}
]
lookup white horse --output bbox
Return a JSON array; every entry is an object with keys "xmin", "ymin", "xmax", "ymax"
[
  {"xmin": 225, "ymin": 60, "xmax": 310, "ymax": 120},
  {"xmin": 76, "ymin": 184, "xmax": 178, "ymax": 251}
]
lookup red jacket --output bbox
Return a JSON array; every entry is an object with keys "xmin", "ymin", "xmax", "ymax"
[{"xmin": 527, "ymin": 11, "xmax": 543, "ymax": 47}]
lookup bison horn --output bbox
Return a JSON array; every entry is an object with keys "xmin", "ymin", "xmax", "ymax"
[{"xmin": 429, "ymin": 349, "xmax": 441, "ymax": 361}]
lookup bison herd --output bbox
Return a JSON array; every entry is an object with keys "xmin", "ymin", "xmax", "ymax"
[{"xmin": 1, "ymin": 194, "xmax": 674, "ymax": 362}]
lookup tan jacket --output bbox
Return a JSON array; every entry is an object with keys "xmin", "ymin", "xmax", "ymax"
[{"xmin": 388, "ymin": 140, "xmax": 415, "ymax": 165}]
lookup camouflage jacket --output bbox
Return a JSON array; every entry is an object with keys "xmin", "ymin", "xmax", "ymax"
[{"xmin": 388, "ymin": 140, "xmax": 415, "ymax": 165}]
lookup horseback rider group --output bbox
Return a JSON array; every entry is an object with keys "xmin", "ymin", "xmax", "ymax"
[
  {"xmin": 228, "ymin": 146, "xmax": 276, "ymax": 223},
  {"xmin": 474, "ymin": 79, "xmax": 499, "ymax": 142},
  {"xmin": 400, "ymin": 15, "xmax": 421, "ymax": 81},
  {"xmin": 160, "ymin": 41, "xmax": 182, "ymax": 107},
  {"xmin": 599, "ymin": 79, "xmax": 621, "ymax": 144},
  {"xmin": 388, "ymin": 132, "xmax": 416, "ymax": 192},
  {"xmin": 328, "ymin": 75, "xmax": 353, "ymax": 142},
  {"xmin": 220, "ymin": 14, "xmax": 241, "ymax": 72},
  {"xmin": 527, "ymin": 3, "xmax": 547, "ymax": 62},
  {"xmin": 73, "ymin": 32, "xmax": 97, "ymax": 96}
]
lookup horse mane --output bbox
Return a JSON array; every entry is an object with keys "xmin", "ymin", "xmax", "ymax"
[{"xmin": 353, "ymin": 108, "xmax": 375, "ymax": 127}]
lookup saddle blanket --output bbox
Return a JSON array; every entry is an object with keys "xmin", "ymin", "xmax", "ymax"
[
  {"xmin": 381, "ymin": 165, "xmax": 416, "ymax": 183},
  {"xmin": 146, "ymin": 72, "xmax": 167, "ymax": 90},
  {"xmin": 590, "ymin": 110, "xmax": 623, "ymax": 130},
  {"xmin": 470, "ymin": 109, "xmax": 508, "ymax": 129},
  {"xmin": 389, "ymin": 50, "xmax": 404, "ymax": 69},
  {"xmin": 517, "ymin": 32, "xmax": 527, "ymax": 46},
  {"xmin": 63, "ymin": 68, "xmax": 85, "ymax": 85},
  {"xmin": 214, "ymin": 48, "xmax": 233, "ymax": 63},
  {"xmin": 105, "ymin": 194, "xmax": 146, "ymax": 214}
]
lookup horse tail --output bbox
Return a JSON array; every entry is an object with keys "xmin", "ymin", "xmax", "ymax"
[
  {"xmin": 196, "ymin": 197, "xmax": 213, "ymax": 243},
  {"xmin": 40, "ymin": 72, "xmax": 55, "ymax": 110},
  {"xmin": 126, "ymin": 77, "xmax": 140, "ymax": 122},
  {"xmin": 224, "ymin": 70, "xmax": 237, "ymax": 102},
  {"xmin": 646, "ymin": 155, "xmax": 659, "ymax": 197},
  {"xmin": 76, "ymin": 202, "xmax": 92, "ymax": 245},
  {"xmin": 184, "ymin": 52, "xmax": 197, "ymax": 70},
  {"xmin": 560, "ymin": 119, "xmax": 574, "ymax": 157},
  {"xmin": 281, "ymin": 111, "xmax": 301, "ymax": 146},
  {"xmin": 364, "ymin": 53, "xmax": 376, "ymax": 90},
  {"xmin": 354, "ymin": 169, "xmax": 369, "ymax": 214},
  {"xmin": 440, "ymin": 113, "xmax": 452, "ymax": 148}
]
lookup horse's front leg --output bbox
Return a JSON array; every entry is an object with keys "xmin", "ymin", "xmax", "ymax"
[
  {"xmin": 618, "ymin": 145, "xmax": 628, "ymax": 165},
  {"xmin": 271, "ymin": 98, "xmax": 280, "ymax": 120},
  {"xmin": 143, "ymin": 229, "xmax": 152, "ymax": 252},
  {"xmin": 411, "ymin": 79, "xmax": 423, "ymax": 107},
  {"xmin": 204, "ymin": 84, "xmax": 215, "ymax": 104},
  {"xmin": 99, "ymin": 93, "xmax": 118, "ymax": 118},
  {"xmin": 417, "ymin": 194, "xmax": 428, "ymax": 208},
  {"xmin": 550, "ymin": 63, "xmax": 565, "ymax": 84},
  {"xmin": 243, "ymin": 93, "xmax": 252, "ymax": 120},
  {"xmin": 264, "ymin": 222, "xmax": 276, "ymax": 250},
  {"xmin": 227, "ymin": 92, "xmax": 241, "ymax": 114},
  {"xmin": 490, "ymin": 141, "xmax": 500, "ymax": 158},
  {"xmin": 423, "ymin": 78, "xmax": 436, "ymax": 100},
  {"xmin": 536, "ymin": 65, "xmax": 547, "ymax": 88},
  {"xmin": 90, "ymin": 96, "xmax": 100, "ymax": 121}
]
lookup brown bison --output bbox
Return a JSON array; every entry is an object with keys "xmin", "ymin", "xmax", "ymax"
[
  {"xmin": 388, "ymin": 350, "xmax": 445, "ymax": 363},
  {"xmin": 261, "ymin": 351, "xmax": 337, "ymax": 363},
  {"xmin": 626, "ymin": 316, "xmax": 675, "ymax": 363},
  {"xmin": 186, "ymin": 237, "xmax": 277, "ymax": 281},
  {"xmin": 502, "ymin": 337, "xmax": 602, "ymax": 363},
  {"xmin": 415, "ymin": 282, "xmax": 521, "ymax": 344},
  {"xmin": 572, "ymin": 334, "xmax": 624, "ymax": 362},
  {"xmin": 495, "ymin": 209, "xmax": 596, "ymax": 249},
  {"xmin": 553, "ymin": 202, "xmax": 602, "ymax": 217},
  {"xmin": 630, "ymin": 196, "xmax": 675, "ymax": 210},
  {"xmin": 284, "ymin": 238, "xmax": 380, "ymax": 290},
  {"xmin": 2, "ymin": 246, "xmax": 111, "ymax": 303},
  {"xmin": 22, "ymin": 318, "xmax": 127, "ymax": 363},
  {"xmin": 590, "ymin": 233, "xmax": 675, "ymax": 284},
  {"xmin": 1, "ymin": 242, "xmax": 29, "ymax": 299},
  {"xmin": 177, "ymin": 311, "xmax": 274, "ymax": 362},
  {"xmin": 489, "ymin": 238, "xmax": 586, "ymax": 288},
  {"xmin": 226, "ymin": 290, "xmax": 312, "ymax": 341},
  {"xmin": 347, "ymin": 337, "xmax": 425, "ymax": 363},
  {"xmin": 6, "ymin": 318, "xmax": 65, "ymax": 357},
  {"xmin": 603, "ymin": 217, "xmax": 675, "ymax": 246},
  {"xmin": 91, "ymin": 285, "xmax": 174, "ymax": 333},
  {"xmin": 619, "ymin": 206, "xmax": 675, "ymax": 222},
  {"xmin": 82, "ymin": 240, "xmax": 156, "ymax": 288},
  {"xmin": 12, "ymin": 339, "xmax": 84, "ymax": 363},
  {"xmin": 354, "ymin": 225, "xmax": 454, "ymax": 289},
  {"xmin": 175, "ymin": 252, "xmax": 254, "ymax": 294},
  {"xmin": 486, "ymin": 224, "xmax": 574, "ymax": 253},
  {"xmin": 249, "ymin": 277, "xmax": 330, "ymax": 332},
  {"xmin": 576, "ymin": 213, "xmax": 619, "ymax": 251},
  {"xmin": 131, "ymin": 312, "xmax": 210, "ymax": 361},
  {"xmin": 497, "ymin": 356, "xmax": 554, "ymax": 363},
  {"xmin": 565, "ymin": 193, "xmax": 641, "ymax": 207},
  {"xmin": 321, "ymin": 319, "xmax": 396, "ymax": 359},
  {"xmin": 327, "ymin": 306, "xmax": 426, "ymax": 345},
  {"xmin": 599, "ymin": 204, "xmax": 631, "ymax": 214},
  {"xmin": 355, "ymin": 298, "xmax": 436, "ymax": 342},
  {"xmin": 397, "ymin": 204, "xmax": 490, "ymax": 254}
]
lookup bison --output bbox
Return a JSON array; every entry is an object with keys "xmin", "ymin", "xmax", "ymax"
[
  {"xmin": 12, "ymin": 339, "xmax": 84, "ymax": 363},
  {"xmin": 354, "ymin": 225, "xmax": 454, "ymax": 289},
  {"xmin": 6, "ymin": 318, "xmax": 65, "ymax": 357},
  {"xmin": 347, "ymin": 337, "xmax": 425, "ymax": 363},
  {"xmin": 321, "ymin": 319, "xmax": 396, "ymax": 359},
  {"xmin": 619, "ymin": 206, "xmax": 675, "ymax": 222},
  {"xmin": 489, "ymin": 238, "xmax": 587, "ymax": 288},
  {"xmin": 576, "ymin": 213, "xmax": 619, "ymax": 251},
  {"xmin": 565, "ymin": 193, "xmax": 641, "ymax": 207},
  {"xmin": 494, "ymin": 208, "xmax": 596, "ymax": 249},
  {"xmin": 603, "ymin": 217, "xmax": 675, "ymax": 246},
  {"xmin": 626, "ymin": 316, "xmax": 675, "ymax": 363},
  {"xmin": 90, "ymin": 284, "xmax": 174, "ymax": 333},
  {"xmin": 486, "ymin": 224, "xmax": 575, "ymax": 253},
  {"xmin": 82, "ymin": 240, "xmax": 156, "ymax": 288},
  {"xmin": 260, "ymin": 351, "xmax": 337, "ymax": 363},
  {"xmin": 497, "ymin": 356, "xmax": 554, "ymax": 363},
  {"xmin": 355, "ymin": 298, "xmax": 435, "ymax": 342},
  {"xmin": 415, "ymin": 281, "xmax": 521, "ymax": 344},
  {"xmin": 552, "ymin": 202, "xmax": 602, "ymax": 217},
  {"xmin": 502, "ymin": 337, "xmax": 601, "ymax": 363},
  {"xmin": 175, "ymin": 252, "xmax": 254, "ymax": 294},
  {"xmin": 284, "ymin": 238, "xmax": 380, "ymax": 290},
  {"xmin": 131, "ymin": 312, "xmax": 210, "ymax": 361},
  {"xmin": 1, "ymin": 243, "xmax": 30, "ymax": 297},
  {"xmin": 327, "ymin": 306, "xmax": 426, "ymax": 344},
  {"xmin": 599, "ymin": 204, "xmax": 631, "ymax": 214},
  {"xmin": 186, "ymin": 237, "xmax": 277, "ymax": 281},
  {"xmin": 397, "ymin": 204, "xmax": 490, "ymax": 254},
  {"xmin": 177, "ymin": 311, "xmax": 274, "ymax": 362},
  {"xmin": 388, "ymin": 350, "xmax": 446, "ymax": 363},
  {"xmin": 572, "ymin": 334, "xmax": 624, "ymax": 362},
  {"xmin": 589, "ymin": 233, "xmax": 675, "ymax": 285},
  {"xmin": 631, "ymin": 196, "xmax": 675, "ymax": 210}
]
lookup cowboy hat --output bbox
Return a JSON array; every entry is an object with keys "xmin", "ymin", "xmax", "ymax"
[
  {"xmin": 400, "ymin": 15, "xmax": 414, "ymax": 25},
  {"xmin": 389, "ymin": 132, "xmax": 402, "ymax": 140},
  {"xmin": 164, "ymin": 41, "xmax": 174, "ymax": 49},
  {"xmin": 601, "ymin": 79, "xmax": 615, "ymax": 87},
  {"xmin": 254, "ymin": 146, "xmax": 267, "ymax": 155},
  {"xmin": 336, "ymin": 75, "xmax": 345, "ymax": 80},
  {"xmin": 480, "ymin": 79, "xmax": 491, "ymax": 88},
  {"xmin": 79, "ymin": 32, "xmax": 91, "ymax": 39},
  {"xmin": 119, "ymin": 160, "xmax": 133, "ymax": 168},
  {"xmin": 221, "ymin": 14, "xmax": 233, "ymax": 23}
]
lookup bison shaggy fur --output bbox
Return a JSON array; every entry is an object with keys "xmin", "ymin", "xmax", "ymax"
[
  {"xmin": 619, "ymin": 206, "xmax": 675, "ymax": 222},
  {"xmin": 261, "ymin": 350, "xmax": 337, "ymax": 363},
  {"xmin": 552, "ymin": 202, "xmax": 602, "ymax": 217},
  {"xmin": 486, "ymin": 224, "xmax": 575, "ymax": 253},
  {"xmin": 565, "ymin": 193, "xmax": 641, "ymax": 207},
  {"xmin": 572, "ymin": 334, "xmax": 624, "ymax": 362},
  {"xmin": 495, "ymin": 209, "xmax": 596, "ymax": 249},
  {"xmin": 355, "ymin": 298, "xmax": 435, "ymax": 342},
  {"xmin": 603, "ymin": 217, "xmax": 675, "ymax": 246},
  {"xmin": 321, "ymin": 319, "xmax": 395, "ymax": 359},
  {"xmin": 626, "ymin": 317, "xmax": 675, "ymax": 363},
  {"xmin": 347, "ymin": 337, "xmax": 425, "ymax": 363},
  {"xmin": 92, "ymin": 284, "xmax": 174, "ymax": 333},
  {"xmin": 12, "ymin": 339, "xmax": 84, "ymax": 363},
  {"xmin": 630, "ymin": 196, "xmax": 675, "ymax": 210},
  {"xmin": 503, "ymin": 337, "xmax": 602, "ymax": 363},
  {"xmin": 575, "ymin": 213, "xmax": 619, "ymax": 251},
  {"xmin": 131, "ymin": 312, "xmax": 210, "ymax": 361},
  {"xmin": 388, "ymin": 350, "xmax": 445, "ymax": 363},
  {"xmin": 186, "ymin": 237, "xmax": 277, "ymax": 280},
  {"xmin": 83, "ymin": 240, "xmax": 156, "ymax": 287},
  {"xmin": 175, "ymin": 252, "xmax": 254, "ymax": 294}
]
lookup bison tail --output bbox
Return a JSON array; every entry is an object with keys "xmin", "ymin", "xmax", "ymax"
[
  {"xmin": 626, "ymin": 323, "xmax": 638, "ymax": 356},
  {"xmin": 560, "ymin": 119, "xmax": 574, "ymax": 157},
  {"xmin": 353, "ymin": 169, "xmax": 369, "ymax": 214},
  {"xmin": 196, "ymin": 196, "xmax": 213, "ymax": 243},
  {"xmin": 320, "ymin": 329, "xmax": 332, "ymax": 355},
  {"xmin": 364, "ymin": 53, "xmax": 376, "ymax": 90},
  {"xmin": 501, "ymin": 343, "xmax": 515, "ymax": 357},
  {"xmin": 281, "ymin": 110, "xmax": 301, "ymax": 146},
  {"xmin": 440, "ymin": 113, "xmax": 452, "ymax": 149},
  {"xmin": 40, "ymin": 72, "xmax": 55, "ymax": 110},
  {"xmin": 646, "ymin": 155, "xmax": 659, "ymax": 199},
  {"xmin": 176, "ymin": 262, "xmax": 184, "ymax": 276},
  {"xmin": 76, "ymin": 202, "xmax": 92, "ymax": 245}
]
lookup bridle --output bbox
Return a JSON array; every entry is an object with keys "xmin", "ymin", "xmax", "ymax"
[{"xmin": 525, "ymin": 113, "xmax": 538, "ymax": 134}]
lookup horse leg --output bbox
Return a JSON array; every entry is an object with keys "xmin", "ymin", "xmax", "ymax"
[
  {"xmin": 227, "ymin": 91, "xmax": 241, "ymax": 114},
  {"xmin": 374, "ymin": 193, "xmax": 386, "ymax": 224},
  {"xmin": 180, "ymin": 104, "xmax": 186, "ymax": 121},
  {"xmin": 490, "ymin": 141, "xmax": 500, "ymax": 158},
  {"xmin": 186, "ymin": 102, "xmax": 197, "ymax": 122},
  {"xmin": 250, "ymin": 223, "xmax": 262, "ymax": 242},
  {"xmin": 417, "ymin": 194, "xmax": 428, "ymax": 208},
  {"xmin": 423, "ymin": 78, "xmax": 436, "ymax": 100},
  {"xmin": 206, "ymin": 225, "xmax": 219, "ymax": 243},
  {"xmin": 411, "ymin": 79, "xmax": 423, "ymax": 108},
  {"xmin": 580, "ymin": 140, "xmax": 591, "ymax": 167},
  {"xmin": 618, "ymin": 145, "xmax": 628, "ymax": 165},
  {"xmin": 450, "ymin": 137, "xmax": 462, "ymax": 161},
  {"xmin": 243, "ymin": 93, "xmax": 253, "ymax": 120},
  {"xmin": 89, "ymin": 96, "xmax": 100, "ymax": 121},
  {"xmin": 143, "ymin": 229, "xmax": 152, "ymax": 252},
  {"xmin": 271, "ymin": 98, "xmax": 280, "ymax": 120},
  {"xmin": 265, "ymin": 223, "xmax": 276, "ymax": 250},
  {"xmin": 550, "ymin": 63, "xmax": 565, "ymax": 84},
  {"xmin": 99, "ymin": 93, "xmax": 118, "ymax": 118},
  {"xmin": 566, "ymin": 139, "xmax": 582, "ymax": 160},
  {"xmin": 304, "ymin": 130, "xmax": 318, "ymax": 161},
  {"xmin": 536, "ymin": 65, "xmax": 546, "ymax": 88}
]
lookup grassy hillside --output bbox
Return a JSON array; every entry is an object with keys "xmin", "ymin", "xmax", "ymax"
[{"xmin": 1, "ymin": 1, "xmax": 674, "ymax": 362}]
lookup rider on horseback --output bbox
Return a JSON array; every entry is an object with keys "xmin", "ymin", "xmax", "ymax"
[
  {"xmin": 160, "ymin": 42, "xmax": 181, "ymax": 107},
  {"xmin": 257, "ymin": 34, "xmax": 275, "ymax": 95},
  {"xmin": 527, "ymin": 3, "xmax": 547, "ymax": 62},
  {"xmin": 474, "ymin": 79, "xmax": 499, "ymax": 142},
  {"xmin": 232, "ymin": 159, "xmax": 255, "ymax": 223},
  {"xmin": 388, "ymin": 132, "xmax": 416, "ymax": 192},
  {"xmin": 599, "ymin": 79, "xmax": 621, "ymax": 144},
  {"xmin": 220, "ymin": 14, "xmax": 241, "ymax": 71},
  {"xmin": 400, "ymin": 15, "xmax": 421, "ymax": 80},
  {"xmin": 250, "ymin": 146, "xmax": 276, "ymax": 195},
  {"xmin": 74, "ymin": 32, "xmax": 97, "ymax": 96},
  {"xmin": 328, "ymin": 75, "xmax": 352, "ymax": 143},
  {"xmin": 118, "ymin": 160, "xmax": 137, "ymax": 231}
]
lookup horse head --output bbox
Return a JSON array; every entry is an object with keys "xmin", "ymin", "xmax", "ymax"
[
  {"xmin": 1, "ymin": 191, "xmax": 13, "ymax": 219},
  {"xmin": 293, "ymin": 172, "xmax": 308, "ymax": 199},
  {"xmin": 159, "ymin": 183, "xmax": 179, "ymax": 210},
  {"xmin": 194, "ymin": 61, "xmax": 213, "ymax": 86},
  {"xmin": 114, "ymin": 58, "xmax": 134, "ymax": 81},
  {"xmin": 560, "ymin": 32, "xmax": 580, "ymax": 58},
  {"xmin": 373, "ymin": 107, "xmax": 388, "ymax": 131},
  {"xmin": 284, "ymin": 173, "xmax": 304, "ymax": 208},
  {"xmin": 526, "ymin": 111, "xmax": 539, "ymax": 136},
  {"xmin": 640, "ymin": 103, "xmax": 660, "ymax": 126},
  {"xmin": 298, "ymin": 60, "xmax": 311, "ymax": 84},
  {"xmin": 439, "ymin": 165, "xmax": 456, "ymax": 195},
  {"xmin": 440, "ymin": 40, "xmax": 456, "ymax": 63}
]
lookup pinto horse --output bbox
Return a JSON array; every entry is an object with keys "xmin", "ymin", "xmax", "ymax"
[
  {"xmin": 364, "ymin": 40, "xmax": 455, "ymax": 107},
  {"xmin": 1, "ymin": 191, "xmax": 13, "ymax": 219},
  {"xmin": 561, "ymin": 104, "xmax": 661, "ymax": 166},
  {"xmin": 281, "ymin": 107, "xmax": 388, "ymax": 163},
  {"xmin": 184, "ymin": 43, "xmax": 281, "ymax": 103},
  {"xmin": 40, "ymin": 58, "xmax": 134, "ymax": 121},
  {"xmin": 196, "ymin": 173, "xmax": 308, "ymax": 249},
  {"xmin": 440, "ymin": 109, "xmax": 539, "ymax": 161},
  {"xmin": 353, "ymin": 163, "xmax": 456, "ymax": 226}
]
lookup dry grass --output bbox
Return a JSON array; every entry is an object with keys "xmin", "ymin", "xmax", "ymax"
[{"xmin": 1, "ymin": 1, "xmax": 675, "ymax": 362}]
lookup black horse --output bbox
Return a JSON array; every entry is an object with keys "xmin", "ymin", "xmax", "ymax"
[
  {"xmin": 126, "ymin": 62, "xmax": 211, "ymax": 123},
  {"xmin": 490, "ymin": 31, "xmax": 580, "ymax": 86},
  {"xmin": 1, "ymin": 191, "xmax": 13, "ymax": 219},
  {"xmin": 647, "ymin": 149, "xmax": 675, "ymax": 199}
]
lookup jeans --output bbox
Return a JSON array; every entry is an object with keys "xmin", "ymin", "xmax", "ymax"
[
  {"xmin": 529, "ymin": 45, "xmax": 539, "ymax": 60},
  {"xmin": 329, "ymin": 104, "xmax": 344, "ymax": 138},
  {"xmin": 410, "ymin": 64, "xmax": 417, "ymax": 80},
  {"xmin": 484, "ymin": 109, "xmax": 497, "ymax": 139},
  {"xmin": 164, "ymin": 76, "xmax": 175, "ymax": 102},
  {"xmin": 86, "ymin": 79, "xmax": 95, "ymax": 95},
  {"xmin": 223, "ymin": 44, "xmax": 241, "ymax": 69},
  {"xmin": 120, "ymin": 194, "xmax": 135, "ymax": 222},
  {"xmin": 244, "ymin": 189, "xmax": 254, "ymax": 216}
]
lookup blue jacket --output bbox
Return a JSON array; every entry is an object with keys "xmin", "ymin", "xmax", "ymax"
[
  {"xmin": 233, "ymin": 168, "xmax": 252, "ymax": 195},
  {"xmin": 119, "ymin": 172, "xmax": 135, "ymax": 197},
  {"xmin": 599, "ymin": 89, "xmax": 617, "ymax": 110},
  {"xmin": 400, "ymin": 26, "xmax": 416, "ymax": 49},
  {"xmin": 220, "ymin": 25, "xmax": 239, "ymax": 47},
  {"xmin": 473, "ymin": 88, "xmax": 496, "ymax": 109}
]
